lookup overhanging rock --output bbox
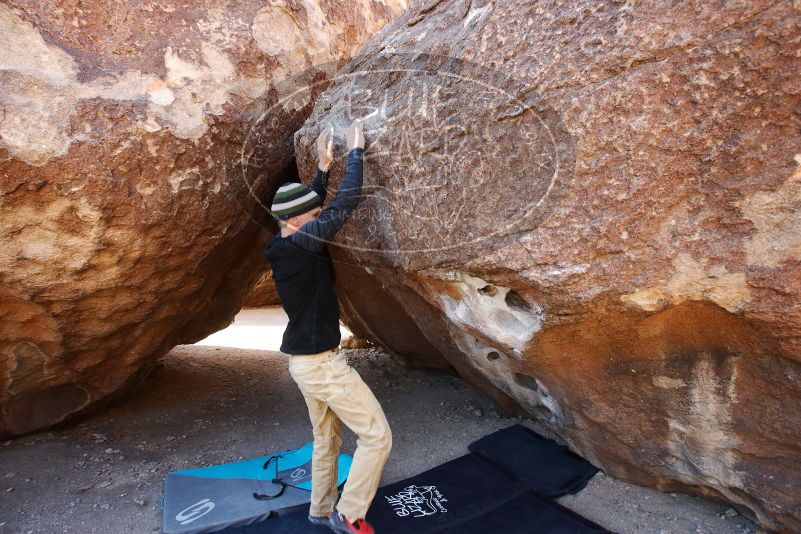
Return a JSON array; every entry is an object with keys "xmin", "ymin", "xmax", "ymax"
[{"xmin": 293, "ymin": 0, "xmax": 801, "ymax": 530}]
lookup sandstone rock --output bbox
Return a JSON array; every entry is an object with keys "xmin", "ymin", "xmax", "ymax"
[
  {"xmin": 243, "ymin": 269, "xmax": 281, "ymax": 308},
  {"xmin": 0, "ymin": 0, "xmax": 407, "ymax": 437},
  {"xmin": 294, "ymin": 0, "xmax": 801, "ymax": 530}
]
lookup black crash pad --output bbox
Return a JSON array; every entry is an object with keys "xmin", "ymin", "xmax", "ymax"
[
  {"xmin": 468, "ymin": 424, "xmax": 599, "ymax": 498},
  {"xmin": 220, "ymin": 452, "xmax": 608, "ymax": 533}
]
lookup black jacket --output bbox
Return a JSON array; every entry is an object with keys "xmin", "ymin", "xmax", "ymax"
[{"xmin": 263, "ymin": 148, "xmax": 364, "ymax": 355}]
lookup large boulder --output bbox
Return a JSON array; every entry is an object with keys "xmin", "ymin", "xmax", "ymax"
[
  {"xmin": 294, "ymin": 0, "xmax": 801, "ymax": 530},
  {"xmin": 0, "ymin": 0, "xmax": 407, "ymax": 437}
]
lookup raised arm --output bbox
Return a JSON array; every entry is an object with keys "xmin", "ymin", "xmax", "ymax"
[
  {"xmin": 309, "ymin": 167, "xmax": 330, "ymax": 203},
  {"xmin": 288, "ymin": 146, "xmax": 364, "ymax": 253},
  {"xmin": 309, "ymin": 126, "xmax": 334, "ymax": 202}
]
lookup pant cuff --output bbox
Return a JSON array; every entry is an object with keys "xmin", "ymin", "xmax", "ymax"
[{"xmin": 310, "ymin": 505, "xmax": 334, "ymax": 516}]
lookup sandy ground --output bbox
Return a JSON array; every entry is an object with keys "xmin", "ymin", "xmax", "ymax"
[{"xmin": 0, "ymin": 307, "xmax": 760, "ymax": 534}]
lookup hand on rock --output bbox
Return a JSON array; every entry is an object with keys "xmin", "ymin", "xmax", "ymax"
[
  {"xmin": 317, "ymin": 126, "xmax": 334, "ymax": 172},
  {"xmin": 345, "ymin": 118, "xmax": 365, "ymax": 150}
]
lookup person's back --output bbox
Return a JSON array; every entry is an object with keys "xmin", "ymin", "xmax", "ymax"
[
  {"xmin": 263, "ymin": 119, "xmax": 391, "ymax": 534},
  {"xmin": 264, "ymin": 133, "xmax": 363, "ymax": 355},
  {"xmin": 266, "ymin": 237, "xmax": 341, "ymax": 354},
  {"xmin": 265, "ymin": 183, "xmax": 346, "ymax": 354}
]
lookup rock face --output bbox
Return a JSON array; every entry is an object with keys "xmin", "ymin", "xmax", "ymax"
[
  {"xmin": 243, "ymin": 268, "xmax": 281, "ymax": 308},
  {"xmin": 294, "ymin": 0, "xmax": 801, "ymax": 530},
  {"xmin": 0, "ymin": 0, "xmax": 406, "ymax": 437}
]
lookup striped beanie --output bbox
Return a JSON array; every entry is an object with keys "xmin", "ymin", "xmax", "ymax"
[{"xmin": 270, "ymin": 182, "xmax": 323, "ymax": 220}]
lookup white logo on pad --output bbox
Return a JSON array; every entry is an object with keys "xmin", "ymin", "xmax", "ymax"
[
  {"xmin": 176, "ymin": 499, "xmax": 215, "ymax": 524},
  {"xmin": 385, "ymin": 485, "xmax": 448, "ymax": 518}
]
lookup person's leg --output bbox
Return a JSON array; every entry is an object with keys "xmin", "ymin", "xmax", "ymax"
[
  {"xmin": 289, "ymin": 353, "xmax": 344, "ymax": 518},
  {"xmin": 322, "ymin": 351, "xmax": 392, "ymax": 522},
  {"xmin": 305, "ymin": 397, "xmax": 343, "ymax": 517}
]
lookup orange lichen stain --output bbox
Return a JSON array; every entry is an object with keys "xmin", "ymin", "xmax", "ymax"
[{"xmin": 521, "ymin": 299, "xmax": 771, "ymax": 379}]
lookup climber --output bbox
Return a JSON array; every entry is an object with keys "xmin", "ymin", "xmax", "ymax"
[{"xmin": 263, "ymin": 118, "xmax": 391, "ymax": 534}]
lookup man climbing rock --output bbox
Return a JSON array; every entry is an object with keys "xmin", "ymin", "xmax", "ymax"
[{"xmin": 263, "ymin": 118, "xmax": 392, "ymax": 534}]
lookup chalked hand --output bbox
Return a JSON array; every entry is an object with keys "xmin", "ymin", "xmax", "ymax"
[
  {"xmin": 317, "ymin": 126, "xmax": 334, "ymax": 172},
  {"xmin": 346, "ymin": 118, "xmax": 365, "ymax": 150}
]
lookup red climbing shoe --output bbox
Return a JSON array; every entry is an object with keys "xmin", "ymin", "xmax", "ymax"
[{"xmin": 327, "ymin": 510, "xmax": 375, "ymax": 533}]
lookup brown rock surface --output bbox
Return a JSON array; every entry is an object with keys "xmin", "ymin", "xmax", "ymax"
[
  {"xmin": 0, "ymin": 0, "xmax": 407, "ymax": 437},
  {"xmin": 243, "ymin": 268, "xmax": 281, "ymax": 308},
  {"xmin": 294, "ymin": 0, "xmax": 801, "ymax": 530}
]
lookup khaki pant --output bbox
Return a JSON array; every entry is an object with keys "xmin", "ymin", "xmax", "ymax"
[{"xmin": 287, "ymin": 347, "xmax": 392, "ymax": 521}]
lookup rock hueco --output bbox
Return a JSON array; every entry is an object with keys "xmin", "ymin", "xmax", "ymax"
[
  {"xmin": 0, "ymin": 0, "xmax": 406, "ymax": 437},
  {"xmin": 293, "ymin": 0, "xmax": 801, "ymax": 531}
]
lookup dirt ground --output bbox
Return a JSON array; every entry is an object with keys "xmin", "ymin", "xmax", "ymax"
[{"xmin": 0, "ymin": 308, "xmax": 761, "ymax": 534}]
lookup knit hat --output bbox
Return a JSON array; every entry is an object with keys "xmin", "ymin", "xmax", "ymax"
[{"xmin": 270, "ymin": 182, "xmax": 323, "ymax": 220}]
